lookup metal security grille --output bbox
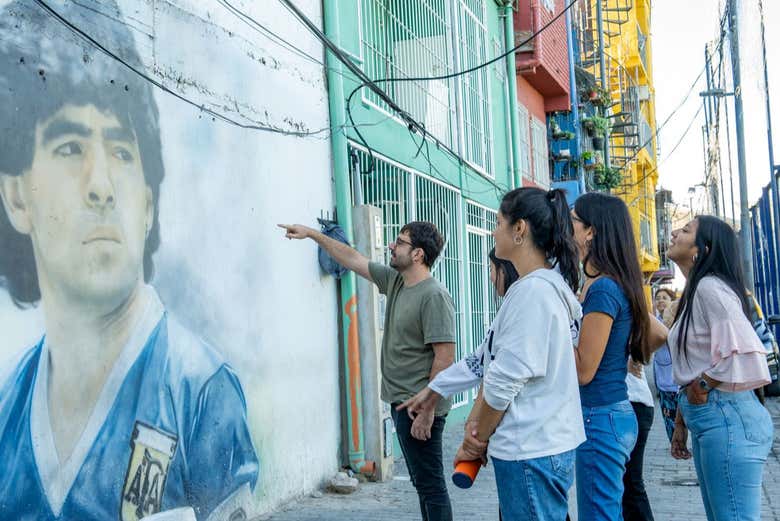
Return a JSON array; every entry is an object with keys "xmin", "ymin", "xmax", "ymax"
[
  {"xmin": 359, "ymin": 0, "xmax": 456, "ymax": 147},
  {"xmin": 465, "ymin": 202, "xmax": 497, "ymax": 395},
  {"xmin": 358, "ymin": 0, "xmax": 494, "ymax": 175},
  {"xmin": 455, "ymin": 0, "xmax": 493, "ymax": 175},
  {"xmin": 517, "ymin": 104, "xmax": 531, "ymax": 181},
  {"xmin": 350, "ymin": 144, "xmax": 470, "ymax": 408},
  {"xmin": 531, "ymin": 118, "xmax": 550, "ymax": 187}
]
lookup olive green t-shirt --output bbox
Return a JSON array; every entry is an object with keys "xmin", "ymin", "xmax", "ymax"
[{"xmin": 368, "ymin": 262, "xmax": 457, "ymax": 416}]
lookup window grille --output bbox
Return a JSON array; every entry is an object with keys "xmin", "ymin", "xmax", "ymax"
[
  {"xmin": 531, "ymin": 118, "xmax": 551, "ymax": 187},
  {"xmin": 350, "ymin": 144, "xmax": 470, "ymax": 408}
]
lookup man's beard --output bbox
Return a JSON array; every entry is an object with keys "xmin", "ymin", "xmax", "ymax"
[{"xmin": 390, "ymin": 254, "xmax": 411, "ymax": 271}]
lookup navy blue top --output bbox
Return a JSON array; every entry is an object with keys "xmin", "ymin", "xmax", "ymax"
[{"xmin": 580, "ymin": 277, "xmax": 632, "ymax": 407}]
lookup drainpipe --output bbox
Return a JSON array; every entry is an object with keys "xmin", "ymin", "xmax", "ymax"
[
  {"xmin": 517, "ymin": 0, "xmax": 543, "ymax": 74},
  {"xmin": 565, "ymin": 1, "xmax": 585, "ymax": 195},
  {"xmin": 322, "ymin": 0, "xmax": 374, "ymax": 476},
  {"xmin": 504, "ymin": 2, "xmax": 522, "ymax": 188},
  {"xmin": 596, "ymin": 0, "xmax": 610, "ymax": 169}
]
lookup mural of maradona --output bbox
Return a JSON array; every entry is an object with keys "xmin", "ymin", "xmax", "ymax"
[{"xmin": 0, "ymin": 2, "xmax": 259, "ymax": 520}]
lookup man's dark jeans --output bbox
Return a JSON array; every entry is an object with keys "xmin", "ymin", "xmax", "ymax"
[
  {"xmin": 391, "ymin": 406, "xmax": 453, "ymax": 521},
  {"xmin": 622, "ymin": 401, "xmax": 655, "ymax": 521}
]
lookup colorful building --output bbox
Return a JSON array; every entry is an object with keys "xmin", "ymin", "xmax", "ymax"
[
  {"xmin": 513, "ymin": 0, "xmax": 573, "ymax": 189},
  {"xmin": 571, "ymin": 0, "xmax": 661, "ymax": 286}
]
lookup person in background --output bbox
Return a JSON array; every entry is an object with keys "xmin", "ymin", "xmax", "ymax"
[
  {"xmin": 622, "ymin": 353, "xmax": 656, "ymax": 520},
  {"xmin": 668, "ymin": 216, "xmax": 772, "ymax": 521},
  {"xmin": 652, "ymin": 289, "xmax": 680, "ymax": 442}
]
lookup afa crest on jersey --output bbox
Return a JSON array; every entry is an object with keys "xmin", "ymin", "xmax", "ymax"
[{"xmin": 122, "ymin": 422, "xmax": 178, "ymax": 521}]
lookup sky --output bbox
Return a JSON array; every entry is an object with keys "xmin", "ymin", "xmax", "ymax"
[{"xmin": 652, "ymin": 0, "xmax": 779, "ymax": 219}]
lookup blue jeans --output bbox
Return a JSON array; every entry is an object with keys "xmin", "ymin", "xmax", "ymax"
[
  {"xmin": 492, "ymin": 449, "xmax": 575, "ymax": 521},
  {"xmin": 680, "ymin": 389, "xmax": 773, "ymax": 521},
  {"xmin": 576, "ymin": 400, "xmax": 637, "ymax": 521}
]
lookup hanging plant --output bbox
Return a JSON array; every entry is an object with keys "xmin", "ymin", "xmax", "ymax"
[
  {"xmin": 590, "ymin": 115, "xmax": 611, "ymax": 137},
  {"xmin": 592, "ymin": 135, "xmax": 605, "ymax": 150},
  {"xmin": 554, "ymin": 130, "xmax": 576, "ymax": 140},
  {"xmin": 594, "ymin": 164, "xmax": 622, "ymax": 190},
  {"xmin": 581, "ymin": 151, "xmax": 596, "ymax": 170},
  {"xmin": 582, "ymin": 117, "xmax": 595, "ymax": 136},
  {"xmin": 590, "ymin": 86, "xmax": 612, "ymax": 107}
]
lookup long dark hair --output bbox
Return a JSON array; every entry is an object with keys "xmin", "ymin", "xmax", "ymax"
[
  {"xmin": 489, "ymin": 246, "xmax": 519, "ymax": 294},
  {"xmin": 0, "ymin": 0, "xmax": 164, "ymax": 306},
  {"xmin": 673, "ymin": 216, "xmax": 750, "ymax": 358},
  {"xmin": 499, "ymin": 187, "xmax": 580, "ymax": 292},
  {"xmin": 574, "ymin": 192, "xmax": 650, "ymax": 363}
]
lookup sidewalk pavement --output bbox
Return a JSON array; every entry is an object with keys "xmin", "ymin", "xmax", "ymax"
[{"xmin": 262, "ymin": 397, "xmax": 780, "ymax": 520}]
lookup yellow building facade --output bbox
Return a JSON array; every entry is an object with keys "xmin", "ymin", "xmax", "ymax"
[{"xmin": 576, "ymin": 0, "xmax": 661, "ymax": 283}]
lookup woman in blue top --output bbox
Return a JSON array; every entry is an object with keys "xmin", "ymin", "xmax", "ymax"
[{"xmin": 570, "ymin": 193, "xmax": 665, "ymax": 521}]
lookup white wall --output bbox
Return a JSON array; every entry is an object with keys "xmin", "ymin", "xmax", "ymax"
[{"xmin": 0, "ymin": 0, "xmax": 341, "ymax": 514}]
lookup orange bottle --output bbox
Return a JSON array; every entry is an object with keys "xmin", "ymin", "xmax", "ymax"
[{"xmin": 452, "ymin": 460, "xmax": 481, "ymax": 489}]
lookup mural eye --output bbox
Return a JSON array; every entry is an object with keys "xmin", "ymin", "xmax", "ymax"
[
  {"xmin": 53, "ymin": 141, "xmax": 83, "ymax": 157},
  {"xmin": 112, "ymin": 147, "xmax": 134, "ymax": 162}
]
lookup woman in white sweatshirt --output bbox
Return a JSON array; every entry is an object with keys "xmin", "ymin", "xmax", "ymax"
[{"xmin": 400, "ymin": 187, "xmax": 585, "ymax": 521}]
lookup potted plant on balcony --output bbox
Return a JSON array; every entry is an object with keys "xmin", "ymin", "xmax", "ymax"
[
  {"xmin": 591, "ymin": 86, "xmax": 612, "ymax": 107},
  {"xmin": 581, "ymin": 151, "xmax": 596, "ymax": 170},
  {"xmin": 580, "ymin": 85, "xmax": 611, "ymax": 107},
  {"xmin": 582, "ymin": 117, "xmax": 595, "ymax": 136},
  {"xmin": 590, "ymin": 115, "xmax": 611, "ymax": 149},
  {"xmin": 594, "ymin": 164, "xmax": 622, "ymax": 190}
]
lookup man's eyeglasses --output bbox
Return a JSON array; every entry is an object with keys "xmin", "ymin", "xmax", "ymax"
[{"xmin": 393, "ymin": 237, "xmax": 415, "ymax": 249}]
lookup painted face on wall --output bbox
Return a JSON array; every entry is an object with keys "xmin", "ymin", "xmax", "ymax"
[{"xmin": 0, "ymin": 104, "xmax": 152, "ymax": 310}]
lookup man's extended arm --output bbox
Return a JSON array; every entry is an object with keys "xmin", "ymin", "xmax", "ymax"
[{"xmin": 278, "ymin": 224, "xmax": 372, "ymax": 281}]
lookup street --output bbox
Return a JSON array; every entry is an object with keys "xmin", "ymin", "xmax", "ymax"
[{"xmin": 264, "ymin": 397, "xmax": 780, "ymax": 520}]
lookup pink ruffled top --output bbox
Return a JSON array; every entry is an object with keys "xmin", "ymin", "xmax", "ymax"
[{"xmin": 668, "ymin": 276, "xmax": 770, "ymax": 391}]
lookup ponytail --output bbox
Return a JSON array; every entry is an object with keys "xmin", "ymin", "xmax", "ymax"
[
  {"xmin": 498, "ymin": 187, "xmax": 580, "ymax": 293},
  {"xmin": 547, "ymin": 189, "xmax": 580, "ymax": 292}
]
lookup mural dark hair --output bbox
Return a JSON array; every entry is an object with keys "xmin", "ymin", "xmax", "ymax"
[
  {"xmin": 672, "ymin": 216, "xmax": 750, "ymax": 360},
  {"xmin": 498, "ymin": 187, "xmax": 580, "ymax": 292},
  {"xmin": 0, "ymin": 1, "xmax": 165, "ymax": 306},
  {"xmin": 399, "ymin": 221, "xmax": 445, "ymax": 269},
  {"xmin": 574, "ymin": 192, "xmax": 651, "ymax": 363},
  {"xmin": 489, "ymin": 246, "xmax": 519, "ymax": 295}
]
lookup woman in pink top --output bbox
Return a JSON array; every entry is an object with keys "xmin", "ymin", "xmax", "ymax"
[{"xmin": 667, "ymin": 216, "xmax": 772, "ymax": 521}]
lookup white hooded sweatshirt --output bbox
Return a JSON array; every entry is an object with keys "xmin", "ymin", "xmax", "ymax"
[{"xmin": 429, "ymin": 268, "xmax": 586, "ymax": 461}]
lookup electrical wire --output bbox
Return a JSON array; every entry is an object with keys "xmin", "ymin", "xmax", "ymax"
[
  {"xmin": 279, "ymin": 0, "xmax": 577, "ymax": 179},
  {"xmin": 610, "ymin": 2, "xmax": 730, "ymax": 176},
  {"xmin": 620, "ymin": 104, "xmax": 705, "ymax": 200},
  {"xmin": 30, "ymin": 0, "xmax": 381, "ymax": 139},
  {"xmin": 344, "ymin": 0, "xmax": 579, "ymax": 176}
]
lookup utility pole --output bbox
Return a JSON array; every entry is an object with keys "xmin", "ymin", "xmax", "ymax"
[
  {"xmin": 703, "ymin": 44, "xmax": 722, "ymax": 218},
  {"xmin": 759, "ymin": 0, "xmax": 780, "ymax": 299},
  {"xmin": 728, "ymin": 0, "xmax": 755, "ymax": 292}
]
